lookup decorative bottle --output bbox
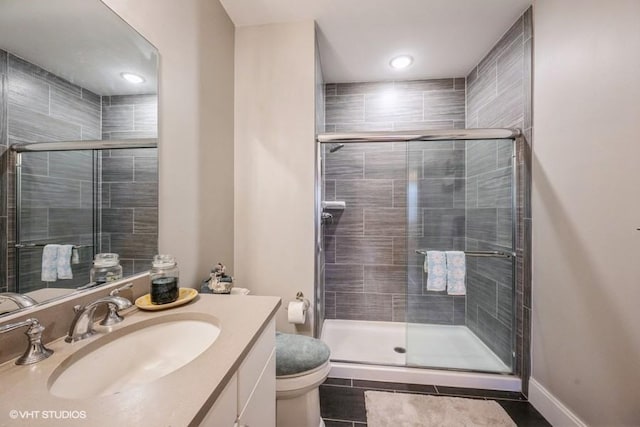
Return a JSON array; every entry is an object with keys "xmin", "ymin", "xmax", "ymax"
[
  {"xmin": 150, "ymin": 254, "xmax": 180, "ymax": 304},
  {"xmin": 89, "ymin": 253, "xmax": 123, "ymax": 285}
]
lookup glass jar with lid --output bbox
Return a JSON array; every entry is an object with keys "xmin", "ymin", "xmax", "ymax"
[
  {"xmin": 90, "ymin": 253, "xmax": 123, "ymax": 285},
  {"xmin": 150, "ymin": 254, "xmax": 180, "ymax": 304}
]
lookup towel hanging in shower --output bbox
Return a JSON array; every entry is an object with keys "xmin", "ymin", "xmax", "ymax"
[
  {"xmin": 445, "ymin": 251, "xmax": 466, "ymax": 295},
  {"xmin": 41, "ymin": 244, "xmax": 74, "ymax": 282},
  {"xmin": 57, "ymin": 245, "xmax": 74, "ymax": 280},
  {"xmin": 41, "ymin": 244, "xmax": 60, "ymax": 282},
  {"xmin": 425, "ymin": 251, "xmax": 447, "ymax": 291}
]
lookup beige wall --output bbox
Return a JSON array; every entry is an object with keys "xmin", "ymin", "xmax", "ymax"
[
  {"xmin": 101, "ymin": 0, "xmax": 235, "ymax": 287},
  {"xmin": 532, "ymin": 1, "xmax": 640, "ymax": 425},
  {"xmin": 234, "ymin": 21, "xmax": 317, "ymax": 334}
]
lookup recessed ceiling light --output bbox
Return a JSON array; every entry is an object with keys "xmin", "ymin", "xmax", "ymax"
[
  {"xmin": 389, "ymin": 55, "xmax": 413, "ymax": 70},
  {"xmin": 120, "ymin": 72, "xmax": 145, "ymax": 84}
]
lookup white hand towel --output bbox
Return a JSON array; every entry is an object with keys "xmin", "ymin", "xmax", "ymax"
[
  {"xmin": 446, "ymin": 251, "xmax": 466, "ymax": 295},
  {"xmin": 57, "ymin": 245, "xmax": 74, "ymax": 280},
  {"xmin": 426, "ymin": 251, "xmax": 447, "ymax": 291},
  {"xmin": 41, "ymin": 244, "xmax": 60, "ymax": 282}
]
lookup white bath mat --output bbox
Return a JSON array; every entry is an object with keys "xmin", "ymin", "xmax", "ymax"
[{"xmin": 365, "ymin": 390, "xmax": 516, "ymax": 427}]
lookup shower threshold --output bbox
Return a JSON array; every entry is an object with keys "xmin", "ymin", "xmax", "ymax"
[{"xmin": 321, "ymin": 319, "xmax": 520, "ymax": 392}]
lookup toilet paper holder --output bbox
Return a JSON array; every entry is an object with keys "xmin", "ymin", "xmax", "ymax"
[
  {"xmin": 289, "ymin": 291, "xmax": 310, "ymax": 311},
  {"xmin": 286, "ymin": 292, "xmax": 310, "ymax": 325}
]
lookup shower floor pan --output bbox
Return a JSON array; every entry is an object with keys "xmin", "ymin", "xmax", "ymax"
[{"xmin": 321, "ymin": 319, "xmax": 516, "ymax": 390}]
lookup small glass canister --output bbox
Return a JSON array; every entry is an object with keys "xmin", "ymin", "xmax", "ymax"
[
  {"xmin": 150, "ymin": 254, "xmax": 179, "ymax": 304},
  {"xmin": 90, "ymin": 253, "xmax": 123, "ymax": 285}
]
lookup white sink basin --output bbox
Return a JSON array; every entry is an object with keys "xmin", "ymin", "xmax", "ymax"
[{"xmin": 49, "ymin": 316, "xmax": 221, "ymax": 399}]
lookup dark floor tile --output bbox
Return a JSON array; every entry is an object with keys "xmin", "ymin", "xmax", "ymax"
[
  {"xmin": 324, "ymin": 420, "xmax": 352, "ymax": 427},
  {"xmin": 497, "ymin": 400, "xmax": 552, "ymax": 427},
  {"xmin": 324, "ymin": 377, "xmax": 352, "ymax": 386},
  {"xmin": 352, "ymin": 379, "xmax": 436, "ymax": 395},
  {"xmin": 320, "ymin": 379, "xmax": 549, "ymax": 427},
  {"xmin": 436, "ymin": 386, "xmax": 525, "ymax": 401},
  {"xmin": 320, "ymin": 385, "xmax": 367, "ymax": 422},
  {"xmin": 432, "ymin": 392, "xmax": 489, "ymax": 401}
]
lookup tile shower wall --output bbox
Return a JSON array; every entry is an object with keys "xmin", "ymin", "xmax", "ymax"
[
  {"xmin": 100, "ymin": 95, "xmax": 158, "ymax": 275},
  {"xmin": 323, "ymin": 79, "xmax": 466, "ymax": 323},
  {"xmin": 1, "ymin": 52, "xmax": 101, "ymax": 292},
  {"xmin": 465, "ymin": 7, "xmax": 532, "ymax": 388},
  {"xmin": 0, "ymin": 51, "xmax": 7, "ymax": 292},
  {"xmin": 0, "ymin": 51, "xmax": 159, "ymax": 293}
]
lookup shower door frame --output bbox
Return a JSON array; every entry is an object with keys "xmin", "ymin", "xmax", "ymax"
[
  {"xmin": 10, "ymin": 139, "xmax": 158, "ymax": 293},
  {"xmin": 315, "ymin": 128, "xmax": 522, "ymax": 375}
]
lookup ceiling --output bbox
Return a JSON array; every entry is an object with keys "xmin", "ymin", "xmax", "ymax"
[
  {"xmin": 220, "ymin": 0, "xmax": 532, "ymax": 83},
  {"xmin": 0, "ymin": 0, "xmax": 158, "ymax": 95}
]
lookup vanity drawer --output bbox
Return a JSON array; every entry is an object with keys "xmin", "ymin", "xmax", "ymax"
[
  {"xmin": 237, "ymin": 318, "xmax": 275, "ymax": 414},
  {"xmin": 200, "ymin": 373, "xmax": 238, "ymax": 427},
  {"xmin": 238, "ymin": 348, "xmax": 276, "ymax": 427}
]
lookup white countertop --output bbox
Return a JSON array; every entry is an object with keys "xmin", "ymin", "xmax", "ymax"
[{"xmin": 0, "ymin": 294, "xmax": 280, "ymax": 427}]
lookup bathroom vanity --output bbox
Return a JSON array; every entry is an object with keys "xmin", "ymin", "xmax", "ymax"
[{"xmin": 0, "ymin": 294, "xmax": 280, "ymax": 427}]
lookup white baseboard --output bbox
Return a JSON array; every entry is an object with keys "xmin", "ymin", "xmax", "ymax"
[{"xmin": 528, "ymin": 378, "xmax": 587, "ymax": 427}]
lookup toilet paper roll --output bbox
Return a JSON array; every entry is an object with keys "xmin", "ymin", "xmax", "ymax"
[{"xmin": 287, "ymin": 301, "xmax": 307, "ymax": 324}]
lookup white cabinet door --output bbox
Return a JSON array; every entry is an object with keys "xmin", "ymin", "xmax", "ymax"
[
  {"xmin": 200, "ymin": 374, "xmax": 238, "ymax": 427},
  {"xmin": 238, "ymin": 320, "xmax": 275, "ymax": 413},
  {"xmin": 237, "ymin": 348, "xmax": 276, "ymax": 427}
]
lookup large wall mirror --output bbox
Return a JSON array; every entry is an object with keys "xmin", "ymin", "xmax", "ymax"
[{"xmin": 0, "ymin": 0, "xmax": 159, "ymax": 316}]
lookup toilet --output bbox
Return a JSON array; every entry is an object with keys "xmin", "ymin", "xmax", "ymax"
[{"xmin": 275, "ymin": 332, "xmax": 331, "ymax": 427}]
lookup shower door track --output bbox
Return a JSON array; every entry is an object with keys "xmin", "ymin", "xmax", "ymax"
[
  {"xmin": 330, "ymin": 358, "xmax": 516, "ymax": 377},
  {"xmin": 329, "ymin": 361, "xmax": 522, "ymax": 392},
  {"xmin": 317, "ymin": 128, "xmax": 521, "ymax": 143},
  {"xmin": 10, "ymin": 138, "xmax": 157, "ymax": 153}
]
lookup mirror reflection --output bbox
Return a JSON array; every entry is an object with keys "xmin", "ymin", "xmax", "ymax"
[{"xmin": 0, "ymin": 0, "xmax": 159, "ymax": 316}]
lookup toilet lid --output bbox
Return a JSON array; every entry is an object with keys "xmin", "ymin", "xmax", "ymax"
[{"xmin": 275, "ymin": 332, "xmax": 331, "ymax": 376}]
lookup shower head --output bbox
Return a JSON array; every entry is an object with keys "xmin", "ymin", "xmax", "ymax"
[{"xmin": 329, "ymin": 143, "xmax": 345, "ymax": 153}]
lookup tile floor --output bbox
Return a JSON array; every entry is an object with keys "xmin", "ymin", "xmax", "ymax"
[{"xmin": 319, "ymin": 378, "xmax": 551, "ymax": 427}]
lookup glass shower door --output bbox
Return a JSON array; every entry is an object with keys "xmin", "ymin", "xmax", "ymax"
[
  {"xmin": 15, "ymin": 150, "xmax": 97, "ymax": 292},
  {"xmin": 405, "ymin": 138, "xmax": 516, "ymax": 374}
]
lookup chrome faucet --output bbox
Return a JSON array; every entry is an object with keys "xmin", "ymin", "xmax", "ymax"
[
  {"xmin": 0, "ymin": 318, "xmax": 53, "ymax": 365},
  {"xmin": 0, "ymin": 292, "xmax": 38, "ymax": 309},
  {"xmin": 65, "ymin": 296, "xmax": 132, "ymax": 343}
]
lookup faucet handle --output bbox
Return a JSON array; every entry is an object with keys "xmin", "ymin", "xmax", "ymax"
[
  {"xmin": 0, "ymin": 318, "xmax": 53, "ymax": 365},
  {"xmin": 103, "ymin": 283, "xmax": 134, "ymax": 326}
]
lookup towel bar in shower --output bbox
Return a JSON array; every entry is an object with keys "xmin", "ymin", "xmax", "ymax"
[
  {"xmin": 15, "ymin": 243, "xmax": 92, "ymax": 249},
  {"xmin": 415, "ymin": 249, "xmax": 515, "ymax": 259}
]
